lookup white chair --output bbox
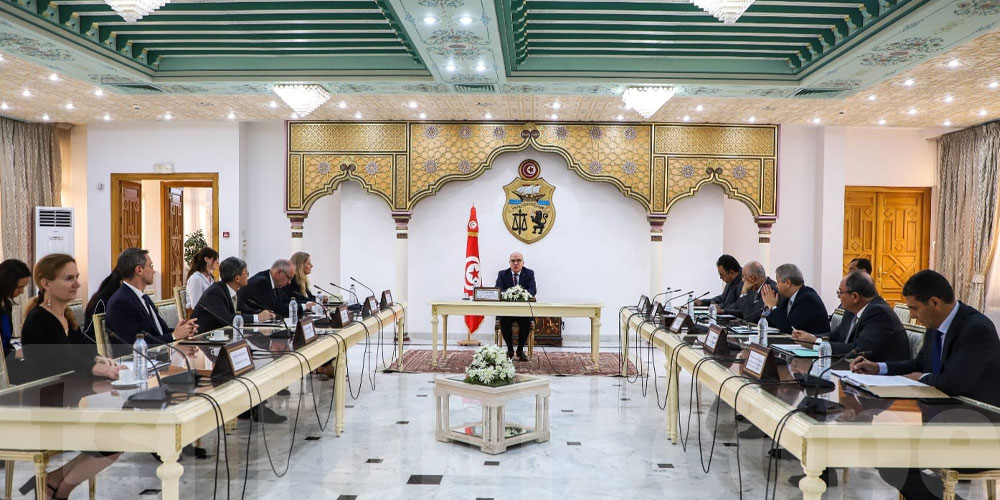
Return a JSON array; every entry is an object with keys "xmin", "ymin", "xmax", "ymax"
[
  {"xmin": 92, "ymin": 313, "xmax": 111, "ymax": 358},
  {"xmin": 830, "ymin": 308, "xmax": 845, "ymax": 333},
  {"xmin": 904, "ymin": 325, "xmax": 925, "ymax": 359},
  {"xmin": 893, "ymin": 303, "xmax": 911, "ymax": 325},
  {"xmin": 154, "ymin": 299, "xmax": 180, "ymax": 331}
]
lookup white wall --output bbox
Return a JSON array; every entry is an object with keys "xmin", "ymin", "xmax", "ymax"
[
  {"xmin": 140, "ymin": 179, "xmax": 162, "ymax": 297},
  {"xmin": 65, "ymin": 125, "xmax": 89, "ymax": 293}
]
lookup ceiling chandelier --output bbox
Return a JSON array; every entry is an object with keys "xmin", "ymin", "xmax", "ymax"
[
  {"xmin": 622, "ymin": 86, "xmax": 675, "ymax": 118},
  {"xmin": 690, "ymin": 0, "xmax": 755, "ymax": 24},
  {"xmin": 104, "ymin": 0, "xmax": 171, "ymax": 23},
  {"xmin": 273, "ymin": 84, "xmax": 331, "ymax": 117}
]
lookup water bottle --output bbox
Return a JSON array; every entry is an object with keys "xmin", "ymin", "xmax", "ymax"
[
  {"xmin": 288, "ymin": 298, "xmax": 298, "ymax": 325},
  {"xmin": 133, "ymin": 333, "xmax": 149, "ymax": 388},
  {"xmin": 817, "ymin": 339, "xmax": 832, "ymax": 381},
  {"xmin": 232, "ymin": 314, "xmax": 244, "ymax": 339},
  {"xmin": 757, "ymin": 316, "xmax": 769, "ymax": 347},
  {"xmin": 708, "ymin": 303, "xmax": 718, "ymax": 327},
  {"xmin": 348, "ymin": 284, "xmax": 358, "ymax": 306},
  {"xmin": 686, "ymin": 293, "xmax": 694, "ymax": 317}
]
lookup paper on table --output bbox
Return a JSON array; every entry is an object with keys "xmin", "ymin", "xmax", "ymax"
[
  {"xmin": 770, "ymin": 344, "xmax": 819, "ymax": 357},
  {"xmin": 841, "ymin": 373, "xmax": 926, "ymax": 387},
  {"xmin": 835, "ymin": 371, "xmax": 951, "ymax": 399}
]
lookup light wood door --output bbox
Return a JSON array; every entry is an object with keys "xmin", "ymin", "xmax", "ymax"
[
  {"xmin": 117, "ymin": 180, "xmax": 142, "ymax": 258},
  {"xmin": 161, "ymin": 186, "xmax": 184, "ymax": 300},
  {"xmin": 843, "ymin": 187, "xmax": 930, "ymax": 305}
]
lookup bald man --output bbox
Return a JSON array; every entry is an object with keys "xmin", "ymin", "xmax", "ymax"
[{"xmin": 495, "ymin": 252, "xmax": 537, "ymax": 361}]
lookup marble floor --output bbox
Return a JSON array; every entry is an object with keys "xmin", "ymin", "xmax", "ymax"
[{"xmin": 10, "ymin": 338, "xmax": 987, "ymax": 499}]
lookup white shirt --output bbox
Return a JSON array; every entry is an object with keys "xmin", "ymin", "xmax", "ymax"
[
  {"xmin": 124, "ymin": 281, "xmax": 164, "ymax": 337},
  {"xmin": 845, "ymin": 301, "xmax": 871, "ymax": 342},
  {"xmin": 186, "ymin": 272, "xmax": 214, "ymax": 309},
  {"xmin": 227, "ymin": 283, "xmax": 257, "ymax": 322}
]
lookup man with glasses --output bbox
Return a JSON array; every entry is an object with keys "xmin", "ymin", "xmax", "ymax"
[
  {"xmin": 695, "ymin": 254, "xmax": 743, "ymax": 314},
  {"xmin": 792, "ymin": 271, "xmax": 908, "ymax": 361},
  {"xmin": 237, "ymin": 259, "xmax": 297, "ymax": 319},
  {"xmin": 495, "ymin": 252, "xmax": 536, "ymax": 361}
]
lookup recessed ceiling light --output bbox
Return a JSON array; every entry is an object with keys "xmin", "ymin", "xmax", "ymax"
[
  {"xmin": 418, "ymin": 112, "xmax": 427, "ymax": 119},
  {"xmin": 407, "ymin": 101, "xmax": 418, "ymax": 109},
  {"xmin": 423, "ymin": 15, "xmax": 437, "ymax": 25},
  {"xmin": 459, "ymin": 16, "xmax": 473, "ymax": 25},
  {"xmin": 0, "ymin": 102, "xmax": 7, "ymax": 110},
  {"xmin": 908, "ymin": 108, "xmax": 917, "ymax": 115},
  {"xmin": 290, "ymin": 112, "xmax": 298, "ymax": 119},
  {"xmin": 903, "ymin": 78, "xmax": 915, "ymax": 87},
  {"xmin": 616, "ymin": 114, "xmax": 624, "ymax": 120},
  {"xmin": 0, "ymin": 54, "xmax": 4, "ymax": 62},
  {"xmin": 552, "ymin": 102, "xmax": 561, "ymax": 109},
  {"xmin": 64, "ymin": 102, "xmax": 74, "ymax": 110},
  {"xmin": 682, "ymin": 115, "xmax": 690, "ymax": 122},
  {"xmin": 163, "ymin": 112, "xmax": 173, "ymax": 120},
  {"xmin": 868, "ymin": 94, "xmax": 877, "ymax": 101},
  {"xmin": 445, "ymin": 62, "xmax": 457, "ymax": 72},
  {"xmin": 695, "ymin": 104, "xmax": 704, "ymax": 112},
  {"xmin": 947, "ymin": 59, "xmax": 960, "ymax": 68},
  {"xmin": 103, "ymin": 113, "xmax": 111, "ymax": 121},
  {"xmin": 228, "ymin": 111, "xmax": 236, "ymax": 120},
  {"xmin": 484, "ymin": 112, "xmax": 493, "ymax": 119},
  {"xmin": 549, "ymin": 114, "xmax": 558, "ymax": 120},
  {"xmin": 268, "ymin": 100, "xmax": 278, "ymax": 109},
  {"xmin": 94, "ymin": 88, "xmax": 104, "ymax": 97},
  {"xmin": 42, "ymin": 114, "xmax": 50, "ymax": 121},
  {"xmin": 354, "ymin": 111, "xmax": 363, "ymax": 119},
  {"xmin": 47, "ymin": 73, "xmax": 59, "ymax": 81},
  {"xmin": 878, "ymin": 118, "xmax": 886, "ymax": 126},
  {"xmin": 991, "ymin": 81, "xmax": 999, "ymax": 89},
  {"xmin": 980, "ymin": 109, "xmax": 988, "ymax": 116},
  {"xmin": 21, "ymin": 89, "xmax": 31, "ymax": 97},
  {"xmin": 944, "ymin": 95, "xmax": 954, "ymax": 103},
  {"xmin": 337, "ymin": 101, "xmax": 347, "ymax": 108},
  {"xmin": 943, "ymin": 119, "xmax": 952, "ymax": 126},
  {"xmin": 748, "ymin": 116, "xmax": 756, "ymax": 122},
  {"xmin": 812, "ymin": 117, "xmax": 821, "ymax": 124},
  {"xmin": 475, "ymin": 62, "xmax": 486, "ymax": 72}
]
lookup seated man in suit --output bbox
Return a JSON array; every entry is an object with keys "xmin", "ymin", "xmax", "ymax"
[
  {"xmin": 192, "ymin": 257, "xmax": 276, "ymax": 333},
  {"xmin": 695, "ymin": 254, "xmax": 743, "ymax": 314},
  {"xmin": 105, "ymin": 248, "xmax": 198, "ymax": 357},
  {"xmin": 732, "ymin": 261, "xmax": 776, "ymax": 323},
  {"xmin": 792, "ymin": 271, "xmax": 908, "ymax": 361},
  {"xmin": 237, "ymin": 259, "xmax": 295, "ymax": 318},
  {"xmin": 852, "ymin": 270, "xmax": 1000, "ymax": 500},
  {"xmin": 848, "ymin": 257, "xmax": 873, "ymax": 274},
  {"xmin": 495, "ymin": 252, "xmax": 536, "ymax": 361},
  {"xmin": 760, "ymin": 263, "xmax": 830, "ymax": 335}
]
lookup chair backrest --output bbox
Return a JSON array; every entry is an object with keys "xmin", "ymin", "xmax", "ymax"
[
  {"xmin": 93, "ymin": 313, "xmax": 111, "ymax": 358},
  {"xmin": 0, "ymin": 344, "xmax": 10, "ymax": 389},
  {"xmin": 155, "ymin": 299, "xmax": 180, "ymax": 330},
  {"xmin": 905, "ymin": 325, "xmax": 926, "ymax": 359},
  {"xmin": 67, "ymin": 299, "xmax": 85, "ymax": 330},
  {"xmin": 174, "ymin": 287, "xmax": 189, "ymax": 319},
  {"xmin": 894, "ymin": 303, "xmax": 911, "ymax": 325},
  {"xmin": 830, "ymin": 308, "xmax": 845, "ymax": 333}
]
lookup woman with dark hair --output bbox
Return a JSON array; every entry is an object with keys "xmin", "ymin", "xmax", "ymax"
[
  {"xmin": 185, "ymin": 246, "xmax": 219, "ymax": 309},
  {"xmin": 19, "ymin": 253, "xmax": 122, "ymax": 499},
  {"xmin": 0, "ymin": 258, "xmax": 31, "ymax": 357},
  {"xmin": 83, "ymin": 269, "xmax": 121, "ymax": 333}
]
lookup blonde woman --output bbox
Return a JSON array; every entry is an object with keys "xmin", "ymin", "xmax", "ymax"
[{"xmin": 284, "ymin": 251, "xmax": 318, "ymax": 310}]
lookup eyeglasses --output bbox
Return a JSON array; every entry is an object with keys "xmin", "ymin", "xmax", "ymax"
[
  {"xmin": 835, "ymin": 289, "xmax": 853, "ymax": 296},
  {"xmin": 510, "ymin": 259, "xmax": 522, "ymax": 263}
]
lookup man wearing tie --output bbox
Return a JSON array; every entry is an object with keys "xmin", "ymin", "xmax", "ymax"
[
  {"xmin": 852, "ymin": 270, "xmax": 1000, "ymax": 500},
  {"xmin": 495, "ymin": 252, "xmax": 536, "ymax": 361},
  {"xmin": 694, "ymin": 254, "xmax": 743, "ymax": 314},
  {"xmin": 732, "ymin": 261, "xmax": 777, "ymax": 323},
  {"xmin": 105, "ymin": 248, "xmax": 198, "ymax": 357},
  {"xmin": 760, "ymin": 263, "xmax": 830, "ymax": 335},
  {"xmin": 192, "ymin": 257, "xmax": 275, "ymax": 333},
  {"xmin": 237, "ymin": 259, "xmax": 296, "ymax": 318}
]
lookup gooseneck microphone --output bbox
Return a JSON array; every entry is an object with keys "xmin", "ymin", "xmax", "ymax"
[
  {"xmin": 329, "ymin": 283, "xmax": 361, "ymax": 311},
  {"xmin": 313, "ymin": 285, "xmax": 341, "ymax": 303},
  {"xmin": 677, "ymin": 291, "xmax": 711, "ymax": 311},
  {"xmin": 651, "ymin": 288, "xmax": 678, "ymax": 302},
  {"xmin": 349, "ymin": 277, "xmax": 378, "ymax": 308},
  {"xmin": 105, "ymin": 328, "xmax": 175, "ymax": 403}
]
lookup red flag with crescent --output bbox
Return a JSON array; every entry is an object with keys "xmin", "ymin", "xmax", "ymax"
[{"xmin": 464, "ymin": 205, "xmax": 484, "ymax": 333}]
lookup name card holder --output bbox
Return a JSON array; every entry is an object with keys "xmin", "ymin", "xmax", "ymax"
[
  {"xmin": 294, "ymin": 317, "xmax": 318, "ymax": 349},
  {"xmin": 740, "ymin": 343, "xmax": 779, "ymax": 381},
  {"xmin": 645, "ymin": 300, "xmax": 659, "ymax": 320},
  {"xmin": 380, "ymin": 289, "xmax": 393, "ymax": 309},
  {"xmin": 362, "ymin": 295, "xmax": 379, "ymax": 318},
  {"xmin": 669, "ymin": 312, "xmax": 697, "ymax": 333},
  {"xmin": 473, "ymin": 287, "xmax": 501, "ymax": 301},
  {"xmin": 328, "ymin": 305, "xmax": 350, "ymax": 328},
  {"xmin": 211, "ymin": 339, "xmax": 255, "ymax": 380},
  {"xmin": 702, "ymin": 324, "xmax": 730, "ymax": 357},
  {"xmin": 637, "ymin": 295, "xmax": 651, "ymax": 316}
]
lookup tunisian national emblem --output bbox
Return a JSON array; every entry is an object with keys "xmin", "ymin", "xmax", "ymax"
[{"xmin": 503, "ymin": 159, "xmax": 555, "ymax": 244}]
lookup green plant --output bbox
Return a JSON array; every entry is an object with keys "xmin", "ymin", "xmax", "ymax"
[{"xmin": 183, "ymin": 230, "xmax": 208, "ymax": 264}]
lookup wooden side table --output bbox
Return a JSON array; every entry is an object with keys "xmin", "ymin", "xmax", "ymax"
[{"xmin": 434, "ymin": 374, "xmax": 550, "ymax": 454}]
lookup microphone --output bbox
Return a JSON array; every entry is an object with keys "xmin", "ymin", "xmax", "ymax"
[
  {"xmin": 676, "ymin": 291, "xmax": 710, "ymax": 311},
  {"xmin": 313, "ymin": 285, "xmax": 343, "ymax": 304},
  {"xmin": 246, "ymin": 298, "xmax": 293, "ymax": 338},
  {"xmin": 329, "ymin": 282, "xmax": 362, "ymax": 311},
  {"xmin": 651, "ymin": 288, "xmax": 678, "ymax": 302},
  {"xmin": 349, "ymin": 276, "xmax": 379, "ymax": 309},
  {"xmin": 796, "ymin": 349, "xmax": 871, "ymax": 415}
]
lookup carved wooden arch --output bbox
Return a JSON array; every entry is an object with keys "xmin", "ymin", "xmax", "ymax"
[
  {"xmin": 300, "ymin": 161, "xmax": 395, "ymax": 213},
  {"xmin": 664, "ymin": 167, "xmax": 763, "ymax": 217}
]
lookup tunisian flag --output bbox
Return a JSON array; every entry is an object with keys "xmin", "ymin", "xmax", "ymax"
[{"xmin": 464, "ymin": 206, "xmax": 484, "ymax": 333}]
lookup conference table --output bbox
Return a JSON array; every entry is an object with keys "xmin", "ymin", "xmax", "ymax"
[
  {"xmin": 620, "ymin": 308, "xmax": 1000, "ymax": 500},
  {"xmin": 0, "ymin": 305, "xmax": 403, "ymax": 500},
  {"xmin": 424, "ymin": 300, "xmax": 603, "ymax": 367}
]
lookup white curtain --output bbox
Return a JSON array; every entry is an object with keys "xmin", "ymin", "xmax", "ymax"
[{"xmin": 0, "ymin": 117, "xmax": 62, "ymax": 264}]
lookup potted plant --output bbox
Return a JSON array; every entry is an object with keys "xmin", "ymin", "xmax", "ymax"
[
  {"xmin": 500, "ymin": 285, "xmax": 533, "ymax": 302},
  {"xmin": 464, "ymin": 345, "xmax": 516, "ymax": 387}
]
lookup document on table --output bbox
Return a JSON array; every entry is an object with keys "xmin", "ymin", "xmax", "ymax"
[
  {"xmin": 770, "ymin": 344, "xmax": 819, "ymax": 357},
  {"xmin": 831, "ymin": 370, "xmax": 949, "ymax": 398}
]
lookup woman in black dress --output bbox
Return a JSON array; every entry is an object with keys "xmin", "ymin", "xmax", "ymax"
[
  {"xmin": 0, "ymin": 258, "xmax": 31, "ymax": 358},
  {"xmin": 20, "ymin": 253, "xmax": 122, "ymax": 500}
]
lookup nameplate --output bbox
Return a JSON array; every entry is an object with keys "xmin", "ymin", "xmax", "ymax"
[
  {"xmin": 669, "ymin": 312, "xmax": 687, "ymax": 333},
  {"xmin": 638, "ymin": 295, "xmax": 650, "ymax": 315},
  {"xmin": 329, "ymin": 304, "xmax": 350, "ymax": 328},
  {"xmin": 645, "ymin": 300, "xmax": 657, "ymax": 319},
  {"xmin": 362, "ymin": 295, "xmax": 379, "ymax": 317},
  {"xmin": 473, "ymin": 287, "xmax": 501, "ymax": 301},
  {"xmin": 294, "ymin": 317, "xmax": 318, "ymax": 349},
  {"xmin": 380, "ymin": 289, "xmax": 393, "ymax": 309},
  {"xmin": 703, "ymin": 324, "xmax": 729, "ymax": 356},
  {"xmin": 740, "ymin": 343, "xmax": 779, "ymax": 381},
  {"xmin": 211, "ymin": 339, "xmax": 255, "ymax": 380}
]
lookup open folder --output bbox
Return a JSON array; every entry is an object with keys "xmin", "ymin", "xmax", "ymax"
[{"xmin": 831, "ymin": 370, "xmax": 950, "ymax": 399}]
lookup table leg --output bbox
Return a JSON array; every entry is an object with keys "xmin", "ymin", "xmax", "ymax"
[
  {"xmin": 442, "ymin": 314, "xmax": 449, "ymax": 360},
  {"xmin": 666, "ymin": 356, "xmax": 679, "ymax": 444},
  {"xmin": 442, "ymin": 393, "xmax": 450, "ymax": 438},
  {"xmin": 396, "ymin": 309, "xmax": 405, "ymax": 364},
  {"xmin": 335, "ymin": 349, "xmax": 347, "ymax": 436},
  {"xmin": 591, "ymin": 311, "xmax": 601, "ymax": 366},
  {"xmin": 620, "ymin": 314, "xmax": 630, "ymax": 377},
  {"xmin": 798, "ymin": 465, "xmax": 827, "ymax": 500},
  {"xmin": 155, "ymin": 450, "xmax": 183, "ymax": 500},
  {"xmin": 431, "ymin": 311, "xmax": 439, "ymax": 367}
]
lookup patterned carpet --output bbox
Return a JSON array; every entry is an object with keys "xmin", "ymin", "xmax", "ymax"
[{"xmin": 387, "ymin": 349, "xmax": 636, "ymax": 376}]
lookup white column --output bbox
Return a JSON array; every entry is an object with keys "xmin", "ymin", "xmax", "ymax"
[
  {"xmin": 392, "ymin": 212, "xmax": 411, "ymax": 304},
  {"xmin": 755, "ymin": 218, "xmax": 774, "ymax": 271},
  {"xmin": 648, "ymin": 215, "xmax": 666, "ymax": 296},
  {"xmin": 289, "ymin": 216, "xmax": 304, "ymax": 253}
]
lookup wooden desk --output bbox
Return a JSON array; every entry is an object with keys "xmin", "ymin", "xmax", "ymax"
[
  {"xmin": 425, "ymin": 300, "xmax": 602, "ymax": 367},
  {"xmin": 0, "ymin": 305, "xmax": 403, "ymax": 500},
  {"xmin": 621, "ymin": 308, "xmax": 1000, "ymax": 500}
]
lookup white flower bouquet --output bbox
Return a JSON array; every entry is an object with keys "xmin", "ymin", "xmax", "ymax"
[
  {"xmin": 464, "ymin": 345, "xmax": 516, "ymax": 387},
  {"xmin": 501, "ymin": 285, "xmax": 533, "ymax": 302}
]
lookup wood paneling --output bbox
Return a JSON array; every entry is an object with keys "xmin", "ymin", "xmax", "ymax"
[
  {"xmin": 114, "ymin": 180, "xmax": 142, "ymax": 260},
  {"xmin": 161, "ymin": 186, "xmax": 184, "ymax": 301}
]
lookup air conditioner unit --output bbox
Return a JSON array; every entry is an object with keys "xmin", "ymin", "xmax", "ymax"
[{"xmin": 35, "ymin": 206, "xmax": 74, "ymax": 261}]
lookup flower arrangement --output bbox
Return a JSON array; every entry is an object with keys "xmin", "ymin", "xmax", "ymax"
[
  {"xmin": 501, "ymin": 285, "xmax": 533, "ymax": 302},
  {"xmin": 464, "ymin": 345, "xmax": 516, "ymax": 387}
]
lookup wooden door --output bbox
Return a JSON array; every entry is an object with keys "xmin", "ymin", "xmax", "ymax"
[
  {"xmin": 161, "ymin": 186, "xmax": 184, "ymax": 300},
  {"xmin": 843, "ymin": 187, "xmax": 930, "ymax": 305},
  {"xmin": 117, "ymin": 180, "xmax": 142, "ymax": 257}
]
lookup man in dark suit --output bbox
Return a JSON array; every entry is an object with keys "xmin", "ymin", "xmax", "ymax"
[
  {"xmin": 495, "ymin": 252, "xmax": 536, "ymax": 361},
  {"xmin": 852, "ymin": 270, "xmax": 1000, "ymax": 500},
  {"xmin": 695, "ymin": 254, "xmax": 743, "ymax": 314},
  {"xmin": 192, "ymin": 257, "xmax": 276, "ymax": 333},
  {"xmin": 830, "ymin": 258, "xmax": 876, "ymax": 343},
  {"xmin": 792, "ymin": 271, "xmax": 908, "ymax": 361},
  {"xmin": 237, "ymin": 259, "xmax": 295, "ymax": 318},
  {"xmin": 732, "ymin": 261, "xmax": 777, "ymax": 323},
  {"xmin": 760, "ymin": 263, "xmax": 830, "ymax": 334},
  {"xmin": 105, "ymin": 248, "xmax": 198, "ymax": 357}
]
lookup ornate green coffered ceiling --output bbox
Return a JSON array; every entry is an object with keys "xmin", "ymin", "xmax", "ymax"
[{"xmin": 0, "ymin": 0, "xmax": 999, "ymax": 99}]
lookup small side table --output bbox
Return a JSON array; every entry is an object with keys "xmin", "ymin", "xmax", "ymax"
[{"xmin": 434, "ymin": 374, "xmax": 550, "ymax": 454}]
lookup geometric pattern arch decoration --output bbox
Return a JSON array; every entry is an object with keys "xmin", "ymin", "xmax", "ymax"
[{"xmin": 286, "ymin": 121, "xmax": 777, "ymax": 221}]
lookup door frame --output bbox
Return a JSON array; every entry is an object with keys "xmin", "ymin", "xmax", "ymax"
[{"xmin": 110, "ymin": 174, "xmax": 220, "ymax": 273}]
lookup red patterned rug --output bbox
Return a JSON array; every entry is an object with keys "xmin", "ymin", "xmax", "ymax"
[{"xmin": 387, "ymin": 349, "xmax": 636, "ymax": 376}]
